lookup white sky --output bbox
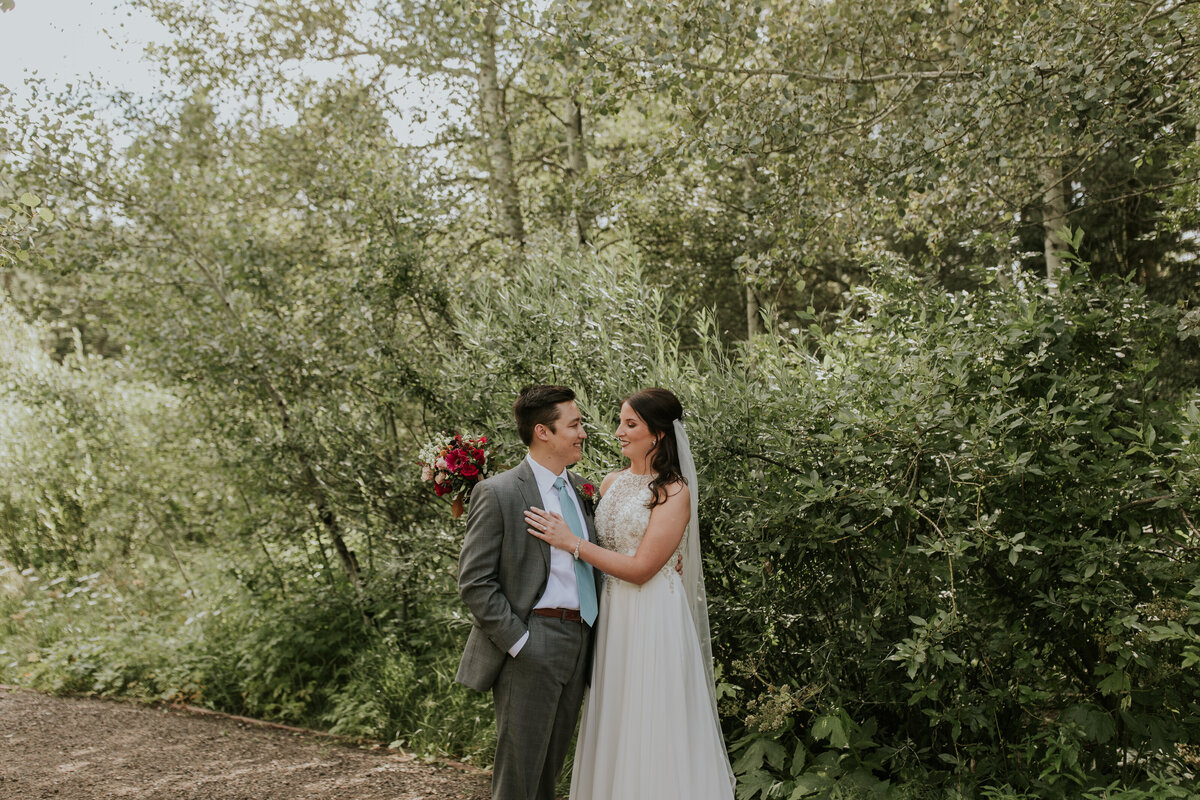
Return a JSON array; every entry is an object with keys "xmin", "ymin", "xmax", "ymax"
[
  {"xmin": 0, "ymin": 1, "xmax": 169, "ymax": 100},
  {"xmin": 0, "ymin": 1, "xmax": 452, "ymax": 145}
]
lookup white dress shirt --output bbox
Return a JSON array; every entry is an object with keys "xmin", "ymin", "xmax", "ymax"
[{"xmin": 508, "ymin": 453, "xmax": 590, "ymax": 657}]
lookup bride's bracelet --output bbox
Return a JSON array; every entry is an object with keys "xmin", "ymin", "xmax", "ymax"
[{"xmin": 573, "ymin": 539, "xmax": 582, "ymax": 560}]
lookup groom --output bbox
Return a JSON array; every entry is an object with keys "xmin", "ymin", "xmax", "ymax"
[{"xmin": 456, "ymin": 385, "xmax": 601, "ymax": 800}]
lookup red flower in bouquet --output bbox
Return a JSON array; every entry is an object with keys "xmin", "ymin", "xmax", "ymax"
[{"xmin": 418, "ymin": 431, "xmax": 494, "ymax": 518}]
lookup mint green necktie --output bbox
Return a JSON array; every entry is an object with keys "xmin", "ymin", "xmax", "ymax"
[{"xmin": 554, "ymin": 477, "xmax": 598, "ymax": 625}]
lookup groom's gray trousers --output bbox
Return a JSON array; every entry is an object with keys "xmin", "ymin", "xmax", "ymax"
[{"xmin": 492, "ymin": 613, "xmax": 591, "ymax": 800}]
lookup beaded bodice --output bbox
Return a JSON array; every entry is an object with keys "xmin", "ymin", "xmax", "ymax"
[{"xmin": 595, "ymin": 470, "xmax": 682, "ymax": 584}]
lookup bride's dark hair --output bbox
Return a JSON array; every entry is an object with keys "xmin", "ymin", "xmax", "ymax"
[{"xmin": 623, "ymin": 388, "xmax": 685, "ymax": 509}]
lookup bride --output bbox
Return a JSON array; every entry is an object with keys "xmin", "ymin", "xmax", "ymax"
[{"xmin": 525, "ymin": 387, "xmax": 735, "ymax": 799}]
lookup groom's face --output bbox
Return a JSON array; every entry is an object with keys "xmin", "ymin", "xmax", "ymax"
[{"xmin": 541, "ymin": 400, "xmax": 587, "ymax": 467}]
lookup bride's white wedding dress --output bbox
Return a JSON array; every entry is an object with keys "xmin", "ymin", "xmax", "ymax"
[{"xmin": 570, "ymin": 469, "xmax": 735, "ymax": 800}]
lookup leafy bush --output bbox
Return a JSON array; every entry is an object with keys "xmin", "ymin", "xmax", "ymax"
[
  {"xmin": 434, "ymin": 247, "xmax": 1199, "ymax": 796},
  {"xmin": 686, "ymin": 268, "xmax": 1200, "ymax": 797},
  {"xmin": 0, "ymin": 300, "xmax": 240, "ymax": 572},
  {"xmin": 0, "ymin": 548, "xmax": 496, "ymax": 760},
  {"xmin": 4, "ymin": 243, "xmax": 1197, "ymax": 796}
]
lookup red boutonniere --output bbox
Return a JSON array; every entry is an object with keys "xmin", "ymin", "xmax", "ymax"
[{"xmin": 578, "ymin": 482, "xmax": 598, "ymax": 514}]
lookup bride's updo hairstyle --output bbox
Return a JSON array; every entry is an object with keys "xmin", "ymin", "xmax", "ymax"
[{"xmin": 623, "ymin": 387, "xmax": 685, "ymax": 509}]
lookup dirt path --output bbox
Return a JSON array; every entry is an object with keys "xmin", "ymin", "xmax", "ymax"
[{"xmin": 0, "ymin": 687, "xmax": 490, "ymax": 799}]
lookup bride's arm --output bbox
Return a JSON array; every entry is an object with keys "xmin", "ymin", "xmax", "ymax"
[{"xmin": 525, "ymin": 484, "xmax": 689, "ymax": 586}]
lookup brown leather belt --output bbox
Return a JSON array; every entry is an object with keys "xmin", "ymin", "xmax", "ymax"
[{"xmin": 532, "ymin": 607, "xmax": 584, "ymax": 622}]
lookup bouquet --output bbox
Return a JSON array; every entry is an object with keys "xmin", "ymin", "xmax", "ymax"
[{"xmin": 418, "ymin": 432, "xmax": 491, "ymax": 518}]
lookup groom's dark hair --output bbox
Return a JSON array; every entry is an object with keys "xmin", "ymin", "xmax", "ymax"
[{"xmin": 514, "ymin": 385, "xmax": 576, "ymax": 445}]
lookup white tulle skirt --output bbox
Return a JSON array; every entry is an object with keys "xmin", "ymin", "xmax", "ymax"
[{"xmin": 570, "ymin": 569, "xmax": 735, "ymax": 800}]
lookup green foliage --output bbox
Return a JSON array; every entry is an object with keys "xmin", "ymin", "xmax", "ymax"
[
  {"xmin": 10, "ymin": 238, "xmax": 1197, "ymax": 793},
  {"xmin": 427, "ymin": 245, "xmax": 1200, "ymax": 795},
  {"xmin": 433, "ymin": 240, "xmax": 685, "ymax": 464},
  {"xmin": 0, "ymin": 189, "xmax": 55, "ymax": 270},
  {"xmin": 0, "ymin": 300, "xmax": 221, "ymax": 572},
  {"xmin": 0, "ymin": 549, "xmax": 496, "ymax": 761},
  {"xmin": 535, "ymin": 0, "xmax": 1200, "ymax": 327},
  {"xmin": 319, "ymin": 625, "xmax": 496, "ymax": 757},
  {"xmin": 692, "ymin": 267, "xmax": 1199, "ymax": 797},
  {"xmin": 3, "ymin": 0, "xmax": 1200, "ymax": 794},
  {"xmin": 0, "ymin": 298, "xmax": 495, "ymax": 760},
  {"xmin": 4, "ymin": 236, "xmax": 1199, "ymax": 794}
]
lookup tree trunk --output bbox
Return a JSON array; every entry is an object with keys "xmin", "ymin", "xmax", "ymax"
[
  {"xmin": 742, "ymin": 158, "xmax": 762, "ymax": 338},
  {"xmin": 565, "ymin": 95, "xmax": 592, "ymax": 246},
  {"xmin": 1142, "ymin": 253, "xmax": 1159, "ymax": 286},
  {"xmin": 478, "ymin": 6, "xmax": 525, "ymax": 251},
  {"xmin": 745, "ymin": 286, "xmax": 760, "ymax": 338},
  {"xmin": 267, "ymin": 382, "xmax": 363, "ymax": 597},
  {"xmin": 1041, "ymin": 161, "xmax": 1068, "ymax": 293}
]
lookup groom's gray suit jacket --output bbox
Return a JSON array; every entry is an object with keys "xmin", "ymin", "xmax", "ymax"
[{"xmin": 455, "ymin": 459, "xmax": 601, "ymax": 692}]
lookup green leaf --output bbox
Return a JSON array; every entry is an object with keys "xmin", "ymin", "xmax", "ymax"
[
  {"xmin": 789, "ymin": 773, "xmax": 833, "ymax": 798},
  {"xmin": 1097, "ymin": 666, "xmax": 1129, "ymax": 695},
  {"xmin": 811, "ymin": 714, "xmax": 849, "ymax": 748},
  {"xmin": 733, "ymin": 736, "xmax": 788, "ymax": 775},
  {"xmin": 789, "ymin": 740, "xmax": 807, "ymax": 777},
  {"xmin": 1062, "ymin": 704, "xmax": 1116, "ymax": 743}
]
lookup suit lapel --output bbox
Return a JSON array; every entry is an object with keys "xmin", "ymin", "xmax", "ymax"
[
  {"xmin": 514, "ymin": 460, "xmax": 551, "ymax": 572},
  {"xmin": 568, "ymin": 471, "xmax": 599, "ymax": 541}
]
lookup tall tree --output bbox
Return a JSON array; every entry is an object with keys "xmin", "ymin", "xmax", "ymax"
[
  {"xmin": 132, "ymin": 0, "xmax": 611, "ymax": 262},
  {"xmin": 549, "ymin": 0, "xmax": 1200, "ymax": 306}
]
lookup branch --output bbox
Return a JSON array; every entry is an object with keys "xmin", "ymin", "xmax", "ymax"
[
  {"xmin": 1112, "ymin": 494, "xmax": 1176, "ymax": 514},
  {"xmin": 1144, "ymin": 0, "xmax": 1200, "ymax": 26},
  {"xmin": 724, "ymin": 447, "xmax": 809, "ymax": 477},
  {"xmin": 608, "ymin": 53, "xmax": 981, "ymax": 85},
  {"xmin": 1072, "ymin": 175, "xmax": 1200, "ymax": 211},
  {"xmin": 1182, "ymin": 507, "xmax": 1199, "ymax": 537}
]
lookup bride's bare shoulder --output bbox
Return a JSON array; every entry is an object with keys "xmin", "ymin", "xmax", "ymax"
[{"xmin": 664, "ymin": 479, "xmax": 690, "ymax": 501}]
